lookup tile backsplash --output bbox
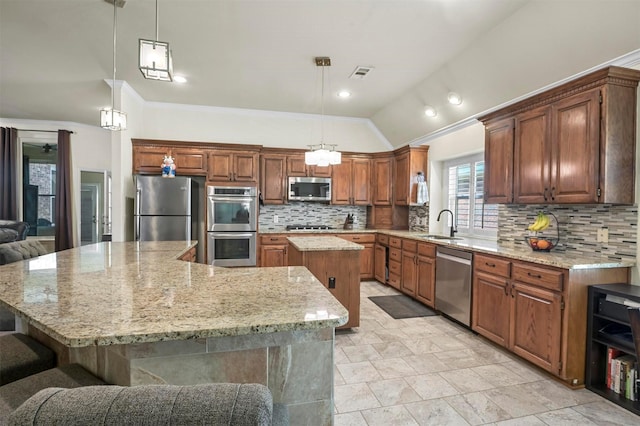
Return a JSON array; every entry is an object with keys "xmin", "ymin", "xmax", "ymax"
[
  {"xmin": 409, "ymin": 205, "xmax": 429, "ymax": 232},
  {"xmin": 498, "ymin": 204, "xmax": 637, "ymax": 260},
  {"xmin": 258, "ymin": 203, "xmax": 368, "ymax": 231}
]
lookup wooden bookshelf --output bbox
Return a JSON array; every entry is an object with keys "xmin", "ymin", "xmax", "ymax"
[{"xmin": 586, "ymin": 284, "xmax": 640, "ymax": 415}]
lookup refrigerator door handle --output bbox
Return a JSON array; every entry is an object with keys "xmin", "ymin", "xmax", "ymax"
[
  {"xmin": 135, "ymin": 215, "xmax": 140, "ymax": 241},
  {"xmin": 135, "ymin": 188, "xmax": 142, "ymax": 216}
]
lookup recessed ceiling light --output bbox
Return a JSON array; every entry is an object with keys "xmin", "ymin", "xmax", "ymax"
[
  {"xmin": 173, "ymin": 75, "xmax": 187, "ymax": 83},
  {"xmin": 424, "ymin": 106, "xmax": 437, "ymax": 117},
  {"xmin": 337, "ymin": 90, "xmax": 351, "ymax": 98},
  {"xmin": 447, "ymin": 92, "xmax": 462, "ymax": 105}
]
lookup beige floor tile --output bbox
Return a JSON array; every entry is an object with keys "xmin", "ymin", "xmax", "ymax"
[
  {"xmin": 535, "ymin": 407, "xmax": 598, "ymax": 425},
  {"xmin": 367, "ymin": 378, "xmax": 422, "ymax": 406},
  {"xmin": 402, "ymin": 337, "xmax": 443, "ymax": 355},
  {"xmin": 444, "ymin": 392, "xmax": 512, "ymax": 425},
  {"xmin": 491, "ymin": 415, "xmax": 547, "ymax": 425},
  {"xmin": 334, "ymin": 411, "xmax": 368, "ymax": 426},
  {"xmin": 434, "ymin": 348, "xmax": 492, "ymax": 369},
  {"xmin": 337, "ymin": 360, "xmax": 382, "ymax": 384},
  {"xmin": 482, "ymin": 385, "xmax": 551, "ymax": 417},
  {"xmin": 405, "ymin": 373, "xmax": 459, "ymax": 400},
  {"xmin": 342, "ymin": 344, "xmax": 382, "ymax": 363},
  {"xmin": 426, "ymin": 334, "xmax": 468, "ymax": 351},
  {"xmin": 334, "ymin": 382, "xmax": 381, "ymax": 413},
  {"xmin": 345, "ymin": 330, "xmax": 384, "ymax": 345},
  {"xmin": 371, "ymin": 340, "xmax": 414, "ymax": 358},
  {"xmin": 471, "ymin": 363, "xmax": 531, "ymax": 387},
  {"xmin": 571, "ymin": 401, "xmax": 640, "ymax": 426},
  {"xmin": 334, "ymin": 364, "xmax": 346, "ymax": 386},
  {"xmin": 405, "ymin": 399, "xmax": 471, "ymax": 426},
  {"xmin": 403, "ymin": 353, "xmax": 451, "ymax": 374},
  {"xmin": 374, "ymin": 328, "xmax": 410, "ymax": 342},
  {"xmin": 498, "ymin": 359, "xmax": 548, "ymax": 382},
  {"xmin": 360, "ymin": 405, "xmax": 419, "ymax": 426},
  {"xmin": 371, "ymin": 357, "xmax": 417, "ymax": 379},
  {"xmin": 438, "ymin": 368, "xmax": 495, "ymax": 393},
  {"xmin": 523, "ymin": 379, "xmax": 602, "ymax": 409},
  {"xmin": 335, "ymin": 347, "xmax": 348, "ymax": 364}
]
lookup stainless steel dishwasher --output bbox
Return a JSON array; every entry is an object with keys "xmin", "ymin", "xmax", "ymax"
[{"xmin": 435, "ymin": 246, "xmax": 473, "ymax": 327}]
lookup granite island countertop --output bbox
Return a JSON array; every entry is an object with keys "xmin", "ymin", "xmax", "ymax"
[
  {"xmin": 0, "ymin": 241, "xmax": 348, "ymax": 347},
  {"xmin": 287, "ymin": 236, "xmax": 365, "ymax": 251}
]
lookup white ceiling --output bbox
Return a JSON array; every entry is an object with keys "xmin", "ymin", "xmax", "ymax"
[{"xmin": 1, "ymin": 0, "xmax": 639, "ymax": 146}]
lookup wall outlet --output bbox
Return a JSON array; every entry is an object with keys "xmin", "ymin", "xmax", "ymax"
[
  {"xmin": 596, "ymin": 228, "xmax": 609, "ymax": 243},
  {"xmin": 273, "ymin": 215, "xmax": 279, "ymax": 224}
]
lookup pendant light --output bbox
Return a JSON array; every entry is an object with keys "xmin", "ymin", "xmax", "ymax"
[
  {"xmin": 100, "ymin": 0, "xmax": 127, "ymax": 131},
  {"xmin": 305, "ymin": 57, "xmax": 341, "ymax": 167},
  {"xmin": 138, "ymin": 0, "xmax": 173, "ymax": 81}
]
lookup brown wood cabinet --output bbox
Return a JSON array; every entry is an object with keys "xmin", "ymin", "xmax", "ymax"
[
  {"xmin": 178, "ymin": 246, "xmax": 197, "ymax": 262},
  {"xmin": 132, "ymin": 144, "xmax": 207, "ymax": 176},
  {"xmin": 208, "ymin": 150, "xmax": 259, "ymax": 182},
  {"xmin": 472, "ymin": 252, "xmax": 629, "ymax": 386},
  {"xmin": 374, "ymin": 244, "xmax": 387, "ymax": 283},
  {"xmin": 288, "ymin": 241, "xmax": 360, "ymax": 329},
  {"xmin": 332, "ymin": 157, "xmax": 371, "ymax": 205},
  {"xmin": 400, "ymin": 239, "xmax": 418, "ymax": 296},
  {"xmin": 287, "ymin": 155, "xmax": 332, "ymax": 178},
  {"xmin": 372, "ymin": 156, "xmax": 394, "ymax": 205},
  {"xmin": 484, "ymin": 118, "xmax": 515, "ymax": 203},
  {"xmin": 260, "ymin": 154, "xmax": 287, "ymax": 204},
  {"xmin": 415, "ymin": 243, "xmax": 436, "ymax": 308},
  {"xmin": 480, "ymin": 66, "xmax": 640, "ymax": 205},
  {"xmin": 338, "ymin": 234, "xmax": 375, "ymax": 280},
  {"xmin": 393, "ymin": 146, "xmax": 429, "ymax": 206},
  {"xmin": 259, "ymin": 235, "xmax": 289, "ymax": 267}
]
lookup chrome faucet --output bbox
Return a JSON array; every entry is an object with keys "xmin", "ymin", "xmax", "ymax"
[{"xmin": 437, "ymin": 209, "xmax": 457, "ymax": 238}]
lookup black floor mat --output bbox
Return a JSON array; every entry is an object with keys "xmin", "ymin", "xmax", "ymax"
[{"xmin": 368, "ymin": 295, "xmax": 438, "ymax": 319}]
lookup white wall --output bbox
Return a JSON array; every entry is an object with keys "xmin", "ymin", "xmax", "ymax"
[
  {"xmin": 142, "ymin": 102, "xmax": 393, "ymax": 152},
  {"xmin": 0, "ymin": 118, "xmax": 111, "ymax": 246},
  {"xmin": 424, "ymin": 122, "xmax": 485, "ymax": 235}
]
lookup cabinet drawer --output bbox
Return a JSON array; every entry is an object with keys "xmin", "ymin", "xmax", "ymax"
[
  {"xmin": 341, "ymin": 234, "xmax": 376, "ymax": 243},
  {"xmin": 260, "ymin": 235, "xmax": 288, "ymax": 245},
  {"xmin": 389, "ymin": 248, "xmax": 402, "ymax": 262},
  {"xmin": 388, "ymin": 273, "xmax": 401, "ymax": 289},
  {"xmin": 389, "ymin": 259, "xmax": 401, "ymax": 276},
  {"xmin": 377, "ymin": 234, "xmax": 389, "ymax": 245},
  {"xmin": 475, "ymin": 254, "xmax": 511, "ymax": 278},
  {"xmin": 418, "ymin": 243, "xmax": 436, "ymax": 258},
  {"xmin": 389, "ymin": 237, "xmax": 402, "ymax": 248},
  {"xmin": 512, "ymin": 263, "xmax": 563, "ymax": 292},
  {"xmin": 402, "ymin": 239, "xmax": 417, "ymax": 253}
]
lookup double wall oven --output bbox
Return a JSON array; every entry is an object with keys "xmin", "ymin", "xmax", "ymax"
[{"xmin": 207, "ymin": 185, "xmax": 258, "ymax": 267}]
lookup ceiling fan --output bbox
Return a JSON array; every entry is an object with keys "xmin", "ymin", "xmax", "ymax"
[{"xmin": 42, "ymin": 143, "xmax": 57, "ymax": 154}]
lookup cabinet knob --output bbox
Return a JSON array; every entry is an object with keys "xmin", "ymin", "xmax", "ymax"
[
  {"xmin": 485, "ymin": 262, "xmax": 496, "ymax": 268},
  {"xmin": 527, "ymin": 272, "xmax": 542, "ymax": 279},
  {"xmin": 543, "ymin": 188, "xmax": 548, "ymax": 201}
]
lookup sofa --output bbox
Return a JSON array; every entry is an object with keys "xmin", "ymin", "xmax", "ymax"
[
  {"xmin": 5, "ymin": 382, "xmax": 280, "ymax": 425},
  {"xmin": 0, "ymin": 221, "xmax": 50, "ymax": 330}
]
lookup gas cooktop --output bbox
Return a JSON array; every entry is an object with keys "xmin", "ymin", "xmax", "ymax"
[{"xmin": 285, "ymin": 225, "xmax": 335, "ymax": 230}]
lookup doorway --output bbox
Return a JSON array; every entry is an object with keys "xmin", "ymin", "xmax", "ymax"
[{"xmin": 80, "ymin": 170, "xmax": 111, "ymax": 245}]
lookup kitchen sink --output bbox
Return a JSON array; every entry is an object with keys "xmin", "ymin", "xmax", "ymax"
[{"xmin": 417, "ymin": 234, "xmax": 463, "ymax": 240}]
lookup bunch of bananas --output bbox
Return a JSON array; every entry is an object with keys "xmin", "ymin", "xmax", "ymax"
[{"xmin": 528, "ymin": 212, "xmax": 550, "ymax": 232}]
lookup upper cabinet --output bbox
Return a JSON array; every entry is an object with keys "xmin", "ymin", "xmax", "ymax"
[
  {"xmin": 287, "ymin": 155, "xmax": 332, "ymax": 178},
  {"xmin": 393, "ymin": 146, "xmax": 429, "ymax": 206},
  {"xmin": 331, "ymin": 156, "xmax": 371, "ymax": 205},
  {"xmin": 132, "ymin": 140, "xmax": 207, "ymax": 176},
  {"xmin": 372, "ymin": 155, "xmax": 394, "ymax": 205},
  {"xmin": 208, "ymin": 150, "xmax": 259, "ymax": 183},
  {"xmin": 480, "ymin": 66, "xmax": 640, "ymax": 205},
  {"xmin": 260, "ymin": 154, "xmax": 287, "ymax": 205}
]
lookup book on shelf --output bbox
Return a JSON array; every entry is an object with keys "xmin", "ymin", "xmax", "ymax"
[
  {"xmin": 608, "ymin": 351, "xmax": 638, "ymax": 401},
  {"xmin": 607, "ymin": 347, "xmax": 623, "ymax": 389}
]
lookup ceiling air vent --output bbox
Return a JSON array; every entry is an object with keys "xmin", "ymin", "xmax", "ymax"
[{"xmin": 349, "ymin": 66, "xmax": 374, "ymax": 80}]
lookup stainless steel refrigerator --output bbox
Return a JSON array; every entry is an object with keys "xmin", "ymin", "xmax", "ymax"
[{"xmin": 134, "ymin": 175, "xmax": 197, "ymax": 242}]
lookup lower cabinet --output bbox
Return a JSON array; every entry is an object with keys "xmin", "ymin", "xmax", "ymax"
[
  {"xmin": 415, "ymin": 243, "xmax": 436, "ymax": 308},
  {"xmin": 472, "ymin": 252, "xmax": 628, "ymax": 386},
  {"xmin": 401, "ymin": 240, "xmax": 418, "ymax": 296},
  {"xmin": 374, "ymin": 244, "xmax": 387, "ymax": 283},
  {"xmin": 259, "ymin": 235, "xmax": 289, "ymax": 267},
  {"xmin": 338, "ymin": 234, "xmax": 376, "ymax": 280}
]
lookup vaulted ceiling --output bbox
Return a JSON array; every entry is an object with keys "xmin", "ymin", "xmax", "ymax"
[{"xmin": 1, "ymin": 0, "xmax": 639, "ymax": 146}]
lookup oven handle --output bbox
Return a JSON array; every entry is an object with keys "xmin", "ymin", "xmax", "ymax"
[
  {"xmin": 208, "ymin": 232, "xmax": 255, "ymax": 239},
  {"xmin": 209, "ymin": 196, "xmax": 256, "ymax": 203}
]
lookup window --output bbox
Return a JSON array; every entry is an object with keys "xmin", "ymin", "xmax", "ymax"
[
  {"xmin": 444, "ymin": 153, "xmax": 497, "ymax": 238},
  {"xmin": 20, "ymin": 135, "xmax": 58, "ymax": 237}
]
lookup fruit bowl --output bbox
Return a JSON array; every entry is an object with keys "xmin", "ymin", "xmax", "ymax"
[{"xmin": 525, "ymin": 236, "xmax": 556, "ymax": 252}]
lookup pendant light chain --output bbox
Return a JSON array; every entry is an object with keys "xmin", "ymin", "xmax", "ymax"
[
  {"xmin": 111, "ymin": 0, "xmax": 117, "ymax": 111},
  {"xmin": 320, "ymin": 64, "xmax": 325, "ymax": 145}
]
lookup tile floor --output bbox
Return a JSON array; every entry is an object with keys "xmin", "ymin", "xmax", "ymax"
[{"xmin": 333, "ymin": 281, "xmax": 640, "ymax": 426}]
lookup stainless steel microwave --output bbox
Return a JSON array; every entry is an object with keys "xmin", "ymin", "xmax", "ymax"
[{"xmin": 288, "ymin": 177, "xmax": 331, "ymax": 202}]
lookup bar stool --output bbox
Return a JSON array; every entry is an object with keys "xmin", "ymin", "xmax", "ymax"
[{"xmin": 0, "ymin": 333, "xmax": 56, "ymax": 386}]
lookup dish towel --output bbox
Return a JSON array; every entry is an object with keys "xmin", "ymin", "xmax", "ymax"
[{"xmin": 417, "ymin": 181, "xmax": 429, "ymax": 204}]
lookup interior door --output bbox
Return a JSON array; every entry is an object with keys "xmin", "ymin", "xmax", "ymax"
[{"xmin": 80, "ymin": 185, "xmax": 99, "ymax": 245}]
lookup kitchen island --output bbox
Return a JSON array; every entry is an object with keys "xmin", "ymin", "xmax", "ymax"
[
  {"xmin": 0, "ymin": 241, "xmax": 348, "ymax": 425},
  {"xmin": 287, "ymin": 236, "xmax": 363, "ymax": 328}
]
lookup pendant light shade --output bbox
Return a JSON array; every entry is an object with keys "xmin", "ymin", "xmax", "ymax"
[
  {"xmin": 100, "ymin": 0, "xmax": 126, "ymax": 131},
  {"xmin": 139, "ymin": 0, "xmax": 173, "ymax": 81},
  {"xmin": 305, "ymin": 57, "xmax": 341, "ymax": 166}
]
